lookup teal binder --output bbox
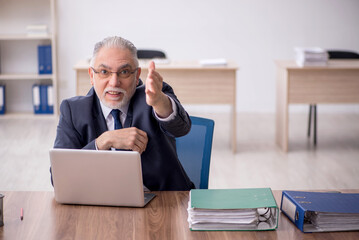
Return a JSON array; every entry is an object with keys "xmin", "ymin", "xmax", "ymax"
[{"xmin": 188, "ymin": 188, "xmax": 279, "ymax": 231}]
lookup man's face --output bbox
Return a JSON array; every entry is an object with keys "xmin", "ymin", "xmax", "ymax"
[{"xmin": 89, "ymin": 47, "xmax": 141, "ymax": 109}]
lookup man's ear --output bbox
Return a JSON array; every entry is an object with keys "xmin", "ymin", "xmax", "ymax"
[
  {"xmin": 88, "ymin": 67, "xmax": 94, "ymax": 86},
  {"xmin": 136, "ymin": 67, "xmax": 141, "ymax": 86}
]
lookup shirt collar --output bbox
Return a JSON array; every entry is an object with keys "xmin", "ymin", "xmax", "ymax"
[{"xmin": 99, "ymin": 100, "xmax": 129, "ymax": 120}]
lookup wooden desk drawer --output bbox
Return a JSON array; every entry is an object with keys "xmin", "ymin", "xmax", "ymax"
[{"xmin": 288, "ymin": 69, "xmax": 359, "ymax": 103}]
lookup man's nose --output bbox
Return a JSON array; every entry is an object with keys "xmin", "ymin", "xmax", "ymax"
[{"xmin": 108, "ymin": 72, "xmax": 120, "ymax": 86}]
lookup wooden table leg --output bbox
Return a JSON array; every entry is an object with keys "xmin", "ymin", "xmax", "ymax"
[
  {"xmin": 276, "ymin": 68, "xmax": 289, "ymax": 152},
  {"xmin": 232, "ymin": 104, "xmax": 237, "ymax": 153},
  {"xmin": 232, "ymin": 75, "xmax": 237, "ymax": 153}
]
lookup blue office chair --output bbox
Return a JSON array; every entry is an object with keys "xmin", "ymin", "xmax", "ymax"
[{"xmin": 176, "ymin": 116, "xmax": 215, "ymax": 189}]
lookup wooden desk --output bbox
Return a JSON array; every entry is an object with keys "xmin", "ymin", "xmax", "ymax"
[
  {"xmin": 74, "ymin": 60, "xmax": 239, "ymax": 152},
  {"xmin": 275, "ymin": 60, "xmax": 359, "ymax": 152},
  {"xmin": 1, "ymin": 190, "xmax": 359, "ymax": 240}
]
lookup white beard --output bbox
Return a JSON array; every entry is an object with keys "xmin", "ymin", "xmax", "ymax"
[{"xmin": 97, "ymin": 80, "xmax": 137, "ymax": 110}]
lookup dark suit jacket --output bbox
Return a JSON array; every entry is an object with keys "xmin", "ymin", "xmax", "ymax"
[{"xmin": 53, "ymin": 81, "xmax": 194, "ymax": 191}]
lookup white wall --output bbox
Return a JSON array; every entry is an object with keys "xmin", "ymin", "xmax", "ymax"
[{"xmin": 57, "ymin": 0, "xmax": 359, "ymax": 112}]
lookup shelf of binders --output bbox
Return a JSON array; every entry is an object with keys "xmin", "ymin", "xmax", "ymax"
[
  {"xmin": 0, "ymin": 83, "xmax": 55, "ymax": 118},
  {"xmin": 0, "ymin": 0, "xmax": 57, "ymax": 119},
  {"xmin": 0, "ymin": 44, "xmax": 55, "ymax": 117}
]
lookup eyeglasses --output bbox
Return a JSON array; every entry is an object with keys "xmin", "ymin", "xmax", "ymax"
[{"xmin": 91, "ymin": 67, "xmax": 138, "ymax": 79}]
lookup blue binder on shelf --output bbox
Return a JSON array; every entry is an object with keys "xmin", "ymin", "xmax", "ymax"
[
  {"xmin": 281, "ymin": 190, "xmax": 359, "ymax": 233},
  {"xmin": 38, "ymin": 45, "xmax": 52, "ymax": 74},
  {"xmin": 0, "ymin": 85, "xmax": 5, "ymax": 114},
  {"xmin": 32, "ymin": 84, "xmax": 53, "ymax": 114}
]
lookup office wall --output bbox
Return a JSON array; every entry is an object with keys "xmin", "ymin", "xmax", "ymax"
[{"xmin": 56, "ymin": 0, "xmax": 359, "ymax": 112}]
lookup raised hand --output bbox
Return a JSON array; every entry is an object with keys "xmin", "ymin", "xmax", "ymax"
[{"xmin": 145, "ymin": 61, "xmax": 172, "ymax": 118}]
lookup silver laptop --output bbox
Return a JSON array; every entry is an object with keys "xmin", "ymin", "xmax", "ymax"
[{"xmin": 49, "ymin": 148, "xmax": 155, "ymax": 207}]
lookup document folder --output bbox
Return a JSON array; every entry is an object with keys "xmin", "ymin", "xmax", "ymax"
[
  {"xmin": 38, "ymin": 45, "xmax": 52, "ymax": 74},
  {"xmin": 32, "ymin": 84, "xmax": 53, "ymax": 114},
  {"xmin": 187, "ymin": 188, "xmax": 278, "ymax": 231},
  {"xmin": 281, "ymin": 190, "xmax": 359, "ymax": 232}
]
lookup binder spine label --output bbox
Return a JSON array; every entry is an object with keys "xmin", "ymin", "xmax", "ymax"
[
  {"xmin": 0, "ymin": 85, "xmax": 5, "ymax": 114},
  {"xmin": 281, "ymin": 194, "xmax": 296, "ymax": 222},
  {"xmin": 33, "ymin": 85, "xmax": 40, "ymax": 113},
  {"xmin": 0, "ymin": 86, "xmax": 3, "ymax": 106},
  {"xmin": 33, "ymin": 85, "xmax": 40, "ymax": 106},
  {"xmin": 47, "ymin": 86, "xmax": 53, "ymax": 106},
  {"xmin": 47, "ymin": 85, "xmax": 54, "ymax": 113}
]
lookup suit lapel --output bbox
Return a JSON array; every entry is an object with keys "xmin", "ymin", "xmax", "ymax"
[
  {"xmin": 91, "ymin": 89, "xmax": 108, "ymax": 136},
  {"xmin": 124, "ymin": 102, "xmax": 133, "ymax": 128},
  {"xmin": 123, "ymin": 79, "xmax": 144, "ymax": 128}
]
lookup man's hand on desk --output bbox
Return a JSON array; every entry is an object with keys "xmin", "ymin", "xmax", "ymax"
[
  {"xmin": 145, "ymin": 61, "xmax": 173, "ymax": 118},
  {"xmin": 96, "ymin": 127, "xmax": 148, "ymax": 154}
]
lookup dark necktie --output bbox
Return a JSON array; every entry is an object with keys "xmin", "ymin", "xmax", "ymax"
[{"xmin": 111, "ymin": 109, "xmax": 123, "ymax": 130}]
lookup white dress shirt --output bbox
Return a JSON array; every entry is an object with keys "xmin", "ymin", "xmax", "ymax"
[{"xmin": 100, "ymin": 96, "xmax": 177, "ymax": 132}]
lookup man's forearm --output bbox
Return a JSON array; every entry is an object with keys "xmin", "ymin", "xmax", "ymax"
[{"xmin": 152, "ymin": 93, "xmax": 173, "ymax": 118}]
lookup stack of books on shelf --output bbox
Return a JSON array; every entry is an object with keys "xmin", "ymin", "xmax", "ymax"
[
  {"xmin": 187, "ymin": 188, "xmax": 278, "ymax": 231},
  {"xmin": 294, "ymin": 47, "xmax": 328, "ymax": 67},
  {"xmin": 32, "ymin": 84, "xmax": 53, "ymax": 114},
  {"xmin": 26, "ymin": 25, "xmax": 48, "ymax": 37},
  {"xmin": 281, "ymin": 190, "xmax": 359, "ymax": 232}
]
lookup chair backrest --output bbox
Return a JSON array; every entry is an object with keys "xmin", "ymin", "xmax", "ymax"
[
  {"xmin": 137, "ymin": 49, "xmax": 166, "ymax": 59},
  {"xmin": 327, "ymin": 50, "xmax": 359, "ymax": 59},
  {"xmin": 176, "ymin": 116, "xmax": 215, "ymax": 189}
]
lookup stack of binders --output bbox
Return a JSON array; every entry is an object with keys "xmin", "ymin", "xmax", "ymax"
[
  {"xmin": 0, "ymin": 85, "xmax": 5, "ymax": 114},
  {"xmin": 187, "ymin": 188, "xmax": 279, "ymax": 231},
  {"xmin": 294, "ymin": 47, "xmax": 328, "ymax": 67},
  {"xmin": 32, "ymin": 84, "xmax": 53, "ymax": 114},
  {"xmin": 38, "ymin": 45, "xmax": 52, "ymax": 74},
  {"xmin": 281, "ymin": 190, "xmax": 359, "ymax": 232}
]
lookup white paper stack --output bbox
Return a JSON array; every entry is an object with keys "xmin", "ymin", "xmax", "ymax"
[
  {"xmin": 199, "ymin": 58, "xmax": 227, "ymax": 66},
  {"xmin": 294, "ymin": 47, "xmax": 328, "ymax": 67},
  {"xmin": 311, "ymin": 212, "xmax": 359, "ymax": 232},
  {"xmin": 187, "ymin": 201, "xmax": 259, "ymax": 230},
  {"xmin": 26, "ymin": 25, "xmax": 48, "ymax": 37}
]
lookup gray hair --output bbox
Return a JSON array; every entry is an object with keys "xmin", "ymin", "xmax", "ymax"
[{"xmin": 90, "ymin": 36, "xmax": 138, "ymax": 67}]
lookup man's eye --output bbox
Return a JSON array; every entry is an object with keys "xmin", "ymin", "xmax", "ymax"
[
  {"xmin": 100, "ymin": 69, "xmax": 109, "ymax": 74},
  {"xmin": 120, "ymin": 69, "xmax": 130, "ymax": 75}
]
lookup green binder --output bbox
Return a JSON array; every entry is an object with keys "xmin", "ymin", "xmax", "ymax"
[{"xmin": 188, "ymin": 188, "xmax": 279, "ymax": 231}]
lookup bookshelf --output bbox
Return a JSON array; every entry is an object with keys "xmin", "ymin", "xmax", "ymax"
[{"xmin": 0, "ymin": 0, "xmax": 57, "ymax": 118}]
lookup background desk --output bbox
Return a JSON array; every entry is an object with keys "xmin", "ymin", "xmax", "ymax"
[
  {"xmin": 74, "ymin": 60, "xmax": 239, "ymax": 152},
  {"xmin": 1, "ymin": 190, "xmax": 359, "ymax": 240},
  {"xmin": 275, "ymin": 60, "xmax": 359, "ymax": 152}
]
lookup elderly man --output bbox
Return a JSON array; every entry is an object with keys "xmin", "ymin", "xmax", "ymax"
[{"xmin": 53, "ymin": 36, "xmax": 194, "ymax": 191}]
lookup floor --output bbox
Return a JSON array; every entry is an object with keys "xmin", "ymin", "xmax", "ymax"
[{"xmin": 0, "ymin": 111, "xmax": 358, "ymax": 191}]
